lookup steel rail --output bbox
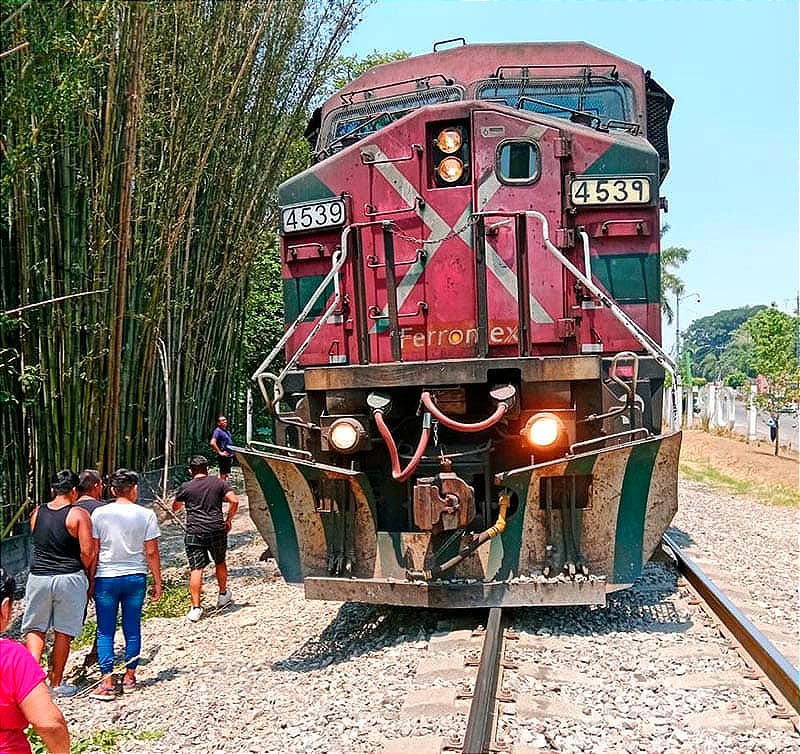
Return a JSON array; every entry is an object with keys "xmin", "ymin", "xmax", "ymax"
[
  {"xmin": 463, "ymin": 607, "xmax": 506, "ymax": 754},
  {"xmin": 662, "ymin": 534, "xmax": 799, "ymax": 714}
]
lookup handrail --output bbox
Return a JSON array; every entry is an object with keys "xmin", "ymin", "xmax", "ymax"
[
  {"xmin": 250, "ymin": 220, "xmax": 390, "ymax": 418},
  {"xmin": 473, "ymin": 209, "xmax": 677, "ymax": 410},
  {"xmin": 569, "ymin": 428, "xmax": 650, "ymax": 455},
  {"xmin": 339, "ymin": 74, "xmax": 455, "ymax": 105},
  {"xmin": 361, "ymin": 144, "xmax": 422, "ymax": 165}
]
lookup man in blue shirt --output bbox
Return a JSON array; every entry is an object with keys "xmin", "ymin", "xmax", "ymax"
[{"xmin": 210, "ymin": 415, "xmax": 234, "ymax": 481}]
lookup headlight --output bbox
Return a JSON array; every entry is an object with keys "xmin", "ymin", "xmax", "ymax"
[
  {"xmin": 435, "ymin": 128, "xmax": 462, "ymax": 154},
  {"xmin": 328, "ymin": 418, "xmax": 364, "ymax": 453},
  {"xmin": 437, "ymin": 157, "xmax": 464, "ymax": 183},
  {"xmin": 523, "ymin": 413, "xmax": 563, "ymax": 448}
]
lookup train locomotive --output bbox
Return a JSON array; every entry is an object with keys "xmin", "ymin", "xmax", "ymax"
[{"xmin": 236, "ymin": 41, "xmax": 681, "ymax": 608}]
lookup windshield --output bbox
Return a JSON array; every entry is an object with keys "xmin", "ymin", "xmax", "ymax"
[
  {"xmin": 475, "ymin": 77, "xmax": 633, "ymax": 124},
  {"xmin": 318, "ymin": 85, "xmax": 463, "ymax": 154}
]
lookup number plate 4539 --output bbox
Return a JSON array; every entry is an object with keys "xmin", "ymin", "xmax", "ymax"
[
  {"xmin": 280, "ymin": 198, "xmax": 346, "ymax": 234},
  {"xmin": 570, "ymin": 176, "xmax": 652, "ymax": 206}
]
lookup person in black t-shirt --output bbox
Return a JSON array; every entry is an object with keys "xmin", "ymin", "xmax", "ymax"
[{"xmin": 172, "ymin": 456, "xmax": 239, "ymax": 621}]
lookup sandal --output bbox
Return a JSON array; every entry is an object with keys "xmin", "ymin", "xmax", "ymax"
[
  {"xmin": 90, "ymin": 685, "xmax": 116, "ymax": 701},
  {"xmin": 122, "ymin": 677, "xmax": 137, "ymax": 692}
]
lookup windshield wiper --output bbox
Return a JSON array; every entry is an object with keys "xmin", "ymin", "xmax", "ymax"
[
  {"xmin": 516, "ymin": 96, "xmax": 601, "ymax": 129},
  {"xmin": 317, "ymin": 111, "xmax": 391, "ymax": 159}
]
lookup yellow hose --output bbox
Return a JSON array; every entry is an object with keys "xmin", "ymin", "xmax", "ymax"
[{"xmin": 485, "ymin": 492, "xmax": 510, "ymax": 539}]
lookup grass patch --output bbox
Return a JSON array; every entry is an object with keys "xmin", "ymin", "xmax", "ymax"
[
  {"xmin": 28, "ymin": 728, "xmax": 164, "ymax": 754},
  {"xmin": 71, "ymin": 620, "xmax": 96, "ymax": 650},
  {"xmin": 680, "ymin": 461, "xmax": 800, "ymax": 507},
  {"xmin": 142, "ymin": 578, "xmax": 189, "ymax": 619}
]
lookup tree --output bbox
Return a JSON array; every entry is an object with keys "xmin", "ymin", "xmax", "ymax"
[
  {"xmin": 683, "ymin": 305, "xmax": 766, "ymax": 380},
  {"xmin": 0, "ymin": 0, "xmax": 366, "ymax": 529},
  {"xmin": 744, "ymin": 307, "xmax": 800, "ymax": 455},
  {"xmin": 659, "ymin": 225, "xmax": 691, "ymax": 323},
  {"xmin": 325, "ymin": 49, "xmax": 410, "ymax": 93}
]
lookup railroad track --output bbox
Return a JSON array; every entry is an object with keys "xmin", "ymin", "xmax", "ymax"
[
  {"xmin": 382, "ymin": 537, "xmax": 799, "ymax": 754},
  {"xmin": 662, "ymin": 533, "xmax": 799, "ymax": 723},
  {"xmin": 462, "ymin": 607, "xmax": 507, "ymax": 754}
]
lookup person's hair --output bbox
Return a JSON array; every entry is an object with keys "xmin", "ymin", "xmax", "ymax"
[
  {"xmin": 50, "ymin": 469, "xmax": 79, "ymax": 495},
  {"xmin": 188, "ymin": 455, "xmax": 209, "ymax": 470},
  {"xmin": 1, "ymin": 567, "xmax": 16, "ymax": 607},
  {"xmin": 78, "ymin": 469, "xmax": 102, "ymax": 494},
  {"xmin": 109, "ymin": 468, "xmax": 139, "ymax": 494}
]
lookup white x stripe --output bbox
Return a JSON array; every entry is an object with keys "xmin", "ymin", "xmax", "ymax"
[{"xmin": 360, "ymin": 143, "xmax": 552, "ymax": 332}]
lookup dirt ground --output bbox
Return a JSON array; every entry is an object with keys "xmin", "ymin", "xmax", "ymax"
[{"xmin": 680, "ymin": 428, "xmax": 799, "ymax": 490}]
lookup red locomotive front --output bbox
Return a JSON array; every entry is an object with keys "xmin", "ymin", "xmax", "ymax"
[{"xmin": 239, "ymin": 41, "xmax": 681, "ymax": 608}]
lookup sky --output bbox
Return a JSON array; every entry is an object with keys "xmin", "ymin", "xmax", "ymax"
[{"xmin": 342, "ymin": 0, "xmax": 799, "ymax": 353}]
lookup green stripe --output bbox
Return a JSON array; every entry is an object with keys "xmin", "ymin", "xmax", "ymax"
[
  {"xmin": 583, "ymin": 142, "xmax": 659, "ymax": 177},
  {"xmin": 283, "ymin": 276, "xmax": 334, "ymax": 324},
  {"xmin": 564, "ymin": 454, "xmax": 598, "ymax": 476},
  {"xmin": 377, "ymin": 531, "xmax": 404, "ymax": 574},
  {"xmin": 613, "ymin": 440, "xmax": 660, "ymax": 582},
  {"xmin": 278, "ymin": 171, "xmax": 335, "ymax": 205},
  {"xmin": 497, "ymin": 470, "xmax": 531, "ymax": 578},
  {"xmin": 591, "ymin": 253, "xmax": 660, "ymax": 305},
  {"xmin": 251, "ymin": 457, "xmax": 303, "ymax": 582}
]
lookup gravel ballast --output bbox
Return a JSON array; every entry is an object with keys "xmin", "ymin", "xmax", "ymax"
[{"xmin": 27, "ymin": 475, "xmax": 799, "ymax": 753}]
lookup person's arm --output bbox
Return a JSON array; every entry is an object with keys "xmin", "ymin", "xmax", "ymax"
[
  {"xmin": 67, "ymin": 507, "xmax": 96, "ymax": 597},
  {"xmin": 172, "ymin": 484, "xmax": 185, "ymax": 513},
  {"xmin": 68, "ymin": 507, "xmax": 96, "ymax": 572},
  {"xmin": 210, "ymin": 431, "xmax": 222, "ymax": 455},
  {"xmin": 19, "ymin": 681, "xmax": 70, "ymax": 754},
  {"xmin": 224, "ymin": 490, "xmax": 239, "ymax": 532},
  {"xmin": 144, "ymin": 537, "xmax": 162, "ymax": 602}
]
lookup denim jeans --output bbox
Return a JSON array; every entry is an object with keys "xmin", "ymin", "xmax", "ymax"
[{"xmin": 94, "ymin": 573, "xmax": 147, "ymax": 675}]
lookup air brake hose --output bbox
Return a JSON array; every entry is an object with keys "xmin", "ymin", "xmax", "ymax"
[
  {"xmin": 408, "ymin": 493, "xmax": 511, "ymax": 581},
  {"xmin": 420, "ymin": 390, "xmax": 510, "ymax": 433},
  {"xmin": 373, "ymin": 410, "xmax": 431, "ymax": 482}
]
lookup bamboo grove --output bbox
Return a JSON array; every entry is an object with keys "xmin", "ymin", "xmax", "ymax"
[{"xmin": 0, "ymin": 0, "xmax": 366, "ymax": 531}]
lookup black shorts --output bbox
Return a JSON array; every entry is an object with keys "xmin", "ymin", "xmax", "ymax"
[
  {"xmin": 217, "ymin": 454, "xmax": 233, "ymax": 475},
  {"xmin": 185, "ymin": 531, "xmax": 228, "ymax": 570}
]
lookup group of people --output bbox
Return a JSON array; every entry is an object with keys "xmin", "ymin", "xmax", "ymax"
[{"xmin": 0, "ymin": 416, "xmax": 239, "ymax": 754}]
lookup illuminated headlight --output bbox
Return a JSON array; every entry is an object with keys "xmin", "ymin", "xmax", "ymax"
[
  {"xmin": 328, "ymin": 418, "xmax": 365, "ymax": 453},
  {"xmin": 435, "ymin": 128, "xmax": 462, "ymax": 154},
  {"xmin": 437, "ymin": 157, "xmax": 464, "ymax": 183},
  {"xmin": 523, "ymin": 413, "xmax": 563, "ymax": 448}
]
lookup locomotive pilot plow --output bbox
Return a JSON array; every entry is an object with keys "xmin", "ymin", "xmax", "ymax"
[{"xmin": 234, "ymin": 428, "xmax": 679, "ymax": 608}]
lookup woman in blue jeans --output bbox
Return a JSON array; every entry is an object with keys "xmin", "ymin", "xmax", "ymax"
[{"xmin": 90, "ymin": 469, "xmax": 162, "ymax": 700}]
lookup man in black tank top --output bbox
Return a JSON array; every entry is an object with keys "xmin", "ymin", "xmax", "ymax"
[
  {"xmin": 75, "ymin": 469, "xmax": 109, "ymax": 515},
  {"xmin": 74, "ymin": 468, "xmax": 109, "ymax": 669},
  {"xmin": 21, "ymin": 470, "xmax": 95, "ymax": 697}
]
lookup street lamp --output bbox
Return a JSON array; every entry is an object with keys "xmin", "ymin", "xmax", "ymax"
[
  {"xmin": 675, "ymin": 291, "xmax": 701, "ymax": 361},
  {"xmin": 675, "ymin": 292, "xmax": 700, "ymax": 429}
]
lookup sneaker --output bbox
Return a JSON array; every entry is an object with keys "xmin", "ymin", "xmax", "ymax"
[
  {"xmin": 216, "ymin": 590, "xmax": 233, "ymax": 609},
  {"xmin": 51, "ymin": 683, "xmax": 78, "ymax": 698},
  {"xmin": 187, "ymin": 606, "xmax": 203, "ymax": 622}
]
